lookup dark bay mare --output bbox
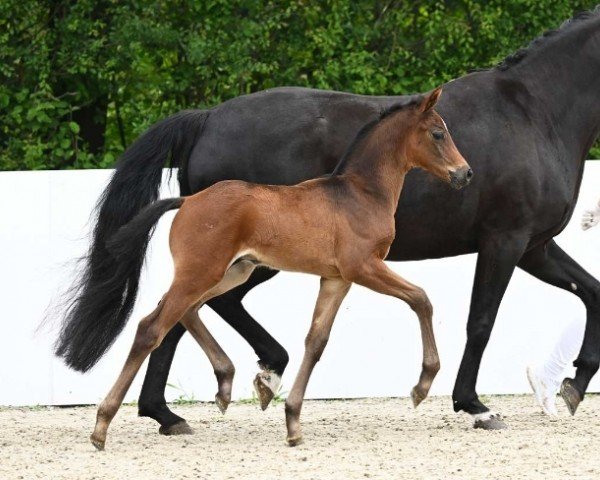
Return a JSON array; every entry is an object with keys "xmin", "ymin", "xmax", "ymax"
[
  {"xmin": 55, "ymin": 8, "xmax": 600, "ymax": 432},
  {"xmin": 88, "ymin": 90, "xmax": 471, "ymax": 449}
]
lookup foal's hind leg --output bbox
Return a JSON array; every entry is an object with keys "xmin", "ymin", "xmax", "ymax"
[
  {"xmin": 178, "ymin": 260, "xmax": 257, "ymax": 415},
  {"xmin": 178, "ymin": 309, "xmax": 235, "ymax": 416},
  {"xmin": 352, "ymin": 260, "xmax": 440, "ymax": 407},
  {"xmin": 210, "ymin": 269, "xmax": 288, "ymax": 411},
  {"xmin": 90, "ymin": 284, "xmax": 203, "ymax": 450},
  {"xmin": 138, "ymin": 269, "xmax": 283, "ymax": 433},
  {"xmin": 285, "ymin": 277, "xmax": 351, "ymax": 446}
]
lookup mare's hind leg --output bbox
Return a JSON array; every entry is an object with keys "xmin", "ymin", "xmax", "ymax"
[
  {"xmin": 519, "ymin": 240, "xmax": 600, "ymax": 415},
  {"xmin": 351, "ymin": 260, "xmax": 440, "ymax": 407},
  {"xmin": 138, "ymin": 323, "xmax": 189, "ymax": 433},
  {"xmin": 90, "ymin": 284, "xmax": 204, "ymax": 451},
  {"xmin": 285, "ymin": 277, "xmax": 351, "ymax": 446}
]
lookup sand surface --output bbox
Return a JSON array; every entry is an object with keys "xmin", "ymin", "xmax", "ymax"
[{"xmin": 2, "ymin": 395, "xmax": 600, "ymax": 479}]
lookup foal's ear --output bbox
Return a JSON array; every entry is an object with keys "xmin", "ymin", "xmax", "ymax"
[{"xmin": 419, "ymin": 87, "xmax": 443, "ymax": 113}]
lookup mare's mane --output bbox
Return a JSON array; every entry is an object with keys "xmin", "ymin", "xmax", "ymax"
[
  {"xmin": 331, "ymin": 97, "xmax": 423, "ymax": 176},
  {"xmin": 496, "ymin": 6, "xmax": 600, "ymax": 71}
]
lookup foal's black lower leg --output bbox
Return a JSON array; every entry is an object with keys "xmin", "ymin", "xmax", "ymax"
[
  {"xmin": 519, "ymin": 240, "xmax": 600, "ymax": 414},
  {"xmin": 452, "ymin": 234, "xmax": 528, "ymax": 429}
]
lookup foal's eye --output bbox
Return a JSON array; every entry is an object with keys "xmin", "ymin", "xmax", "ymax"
[{"xmin": 432, "ymin": 130, "xmax": 445, "ymax": 140}]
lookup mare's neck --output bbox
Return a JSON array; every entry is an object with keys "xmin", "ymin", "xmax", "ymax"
[{"xmin": 505, "ymin": 19, "xmax": 600, "ymax": 165}]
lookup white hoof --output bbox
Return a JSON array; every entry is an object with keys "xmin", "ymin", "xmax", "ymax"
[
  {"xmin": 253, "ymin": 370, "xmax": 281, "ymax": 411},
  {"xmin": 472, "ymin": 411, "xmax": 507, "ymax": 430}
]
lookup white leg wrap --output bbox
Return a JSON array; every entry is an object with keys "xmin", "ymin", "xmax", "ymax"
[{"xmin": 472, "ymin": 411, "xmax": 497, "ymax": 423}]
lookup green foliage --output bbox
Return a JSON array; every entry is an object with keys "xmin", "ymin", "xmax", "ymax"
[
  {"xmin": 1, "ymin": 0, "xmax": 598, "ymax": 170},
  {"xmin": 166, "ymin": 381, "xmax": 198, "ymax": 405},
  {"xmin": 237, "ymin": 386, "xmax": 286, "ymax": 406}
]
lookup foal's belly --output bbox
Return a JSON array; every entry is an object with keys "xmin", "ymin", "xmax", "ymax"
[{"xmin": 234, "ymin": 242, "xmax": 341, "ymax": 278}]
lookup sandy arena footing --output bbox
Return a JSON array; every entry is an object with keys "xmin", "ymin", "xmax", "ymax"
[{"xmin": 1, "ymin": 395, "xmax": 600, "ymax": 479}]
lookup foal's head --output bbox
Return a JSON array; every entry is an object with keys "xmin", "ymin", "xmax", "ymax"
[{"xmin": 399, "ymin": 87, "xmax": 472, "ymax": 189}]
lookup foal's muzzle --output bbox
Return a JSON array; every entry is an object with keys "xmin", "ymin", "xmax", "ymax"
[{"xmin": 449, "ymin": 167, "xmax": 473, "ymax": 189}]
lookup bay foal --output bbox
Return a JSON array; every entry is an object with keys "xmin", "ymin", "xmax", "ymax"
[{"xmin": 90, "ymin": 87, "xmax": 472, "ymax": 449}]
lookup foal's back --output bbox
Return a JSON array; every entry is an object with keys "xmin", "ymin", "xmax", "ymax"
[{"xmin": 170, "ymin": 176, "xmax": 365, "ymax": 278}]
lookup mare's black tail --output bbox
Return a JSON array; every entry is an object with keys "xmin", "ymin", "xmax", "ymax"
[{"xmin": 54, "ymin": 110, "xmax": 207, "ymax": 372}]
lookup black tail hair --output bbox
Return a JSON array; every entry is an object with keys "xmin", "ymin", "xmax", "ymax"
[{"xmin": 54, "ymin": 110, "xmax": 207, "ymax": 372}]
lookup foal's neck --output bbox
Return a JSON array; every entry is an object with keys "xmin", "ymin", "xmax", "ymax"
[{"xmin": 338, "ymin": 120, "xmax": 411, "ymax": 213}]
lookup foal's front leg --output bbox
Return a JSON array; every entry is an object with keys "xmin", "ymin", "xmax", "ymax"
[
  {"xmin": 352, "ymin": 260, "xmax": 440, "ymax": 406},
  {"xmin": 285, "ymin": 277, "xmax": 351, "ymax": 446}
]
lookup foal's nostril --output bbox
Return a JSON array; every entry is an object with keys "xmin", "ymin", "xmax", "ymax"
[{"xmin": 449, "ymin": 166, "xmax": 473, "ymax": 189}]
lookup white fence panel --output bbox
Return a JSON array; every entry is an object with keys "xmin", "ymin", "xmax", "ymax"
[{"xmin": 0, "ymin": 163, "xmax": 599, "ymax": 406}]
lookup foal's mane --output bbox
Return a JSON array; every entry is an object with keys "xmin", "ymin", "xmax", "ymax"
[
  {"xmin": 331, "ymin": 97, "xmax": 422, "ymax": 176},
  {"xmin": 496, "ymin": 5, "xmax": 600, "ymax": 71}
]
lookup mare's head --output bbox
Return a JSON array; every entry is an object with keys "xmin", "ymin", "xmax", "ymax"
[{"xmin": 401, "ymin": 87, "xmax": 472, "ymax": 189}]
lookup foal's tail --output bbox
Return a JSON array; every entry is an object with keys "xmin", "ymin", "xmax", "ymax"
[
  {"xmin": 54, "ymin": 109, "xmax": 207, "ymax": 373},
  {"xmin": 55, "ymin": 197, "xmax": 185, "ymax": 372},
  {"xmin": 106, "ymin": 198, "xmax": 184, "ymax": 261}
]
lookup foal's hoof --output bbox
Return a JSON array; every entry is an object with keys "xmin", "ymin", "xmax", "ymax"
[
  {"xmin": 286, "ymin": 435, "xmax": 304, "ymax": 447},
  {"xmin": 159, "ymin": 420, "xmax": 193, "ymax": 436},
  {"xmin": 410, "ymin": 386, "xmax": 427, "ymax": 408},
  {"xmin": 473, "ymin": 413, "xmax": 507, "ymax": 430},
  {"xmin": 560, "ymin": 378, "xmax": 582, "ymax": 416},
  {"xmin": 90, "ymin": 434, "xmax": 105, "ymax": 451},
  {"xmin": 253, "ymin": 370, "xmax": 281, "ymax": 411},
  {"xmin": 215, "ymin": 393, "xmax": 230, "ymax": 414}
]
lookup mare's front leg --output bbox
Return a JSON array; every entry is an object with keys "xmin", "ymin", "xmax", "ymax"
[
  {"xmin": 518, "ymin": 240, "xmax": 600, "ymax": 415},
  {"xmin": 452, "ymin": 234, "xmax": 528, "ymax": 429},
  {"xmin": 351, "ymin": 260, "xmax": 440, "ymax": 405},
  {"xmin": 285, "ymin": 277, "xmax": 351, "ymax": 446}
]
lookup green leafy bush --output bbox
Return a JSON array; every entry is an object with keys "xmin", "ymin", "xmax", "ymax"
[{"xmin": 1, "ymin": 0, "xmax": 598, "ymax": 170}]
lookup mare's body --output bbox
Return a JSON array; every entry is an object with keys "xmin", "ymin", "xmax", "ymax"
[{"xmin": 56, "ymin": 8, "xmax": 600, "ymax": 431}]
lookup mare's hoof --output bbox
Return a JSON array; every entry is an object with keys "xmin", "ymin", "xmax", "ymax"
[
  {"xmin": 286, "ymin": 435, "xmax": 304, "ymax": 447},
  {"xmin": 253, "ymin": 371, "xmax": 279, "ymax": 411},
  {"xmin": 410, "ymin": 386, "xmax": 427, "ymax": 408},
  {"xmin": 560, "ymin": 378, "xmax": 581, "ymax": 416},
  {"xmin": 215, "ymin": 394, "xmax": 230, "ymax": 414},
  {"xmin": 90, "ymin": 434, "xmax": 105, "ymax": 451},
  {"xmin": 473, "ymin": 413, "xmax": 507, "ymax": 430},
  {"xmin": 159, "ymin": 420, "xmax": 193, "ymax": 436}
]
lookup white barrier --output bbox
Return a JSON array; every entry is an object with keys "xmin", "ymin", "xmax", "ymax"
[{"xmin": 0, "ymin": 163, "xmax": 599, "ymax": 406}]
